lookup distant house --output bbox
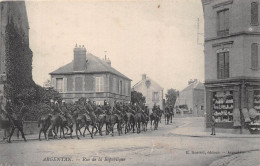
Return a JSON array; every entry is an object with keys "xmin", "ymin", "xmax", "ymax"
[
  {"xmin": 132, "ymin": 74, "xmax": 164, "ymax": 110},
  {"xmin": 175, "ymin": 79, "xmax": 205, "ymax": 116},
  {"xmin": 50, "ymin": 45, "xmax": 131, "ymax": 105}
]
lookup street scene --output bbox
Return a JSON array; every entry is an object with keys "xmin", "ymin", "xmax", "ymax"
[
  {"xmin": 1, "ymin": 0, "xmax": 260, "ymax": 166},
  {"xmin": 1, "ymin": 118, "xmax": 260, "ymax": 166}
]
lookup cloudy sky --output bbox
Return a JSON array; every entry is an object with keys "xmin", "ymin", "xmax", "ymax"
[{"xmin": 25, "ymin": 0, "xmax": 204, "ymax": 93}]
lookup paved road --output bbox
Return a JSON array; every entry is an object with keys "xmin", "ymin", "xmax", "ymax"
[{"xmin": 0, "ymin": 118, "xmax": 260, "ymax": 166}]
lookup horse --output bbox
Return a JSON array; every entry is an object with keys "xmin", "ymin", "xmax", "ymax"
[
  {"xmin": 63, "ymin": 114, "xmax": 74, "ymax": 138},
  {"xmin": 150, "ymin": 112, "xmax": 159, "ymax": 130},
  {"xmin": 0, "ymin": 101, "xmax": 27, "ymax": 143},
  {"xmin": 164, "ymin": 107, "xmax": 171, "ymax": 125},
  {"xmin": 76, "ymin": 114, "xmax": 93, "ymax": 139},
  {"xmin": 108, "ymin": 114, "xmax": 122, "ymax": 136},
  {"xmin": 95, "ymin": 113, "xmax": 106, "ymax": 136},
  {"xmin": 142, "ymin": 113, "xmax": 149, "ymax": 131},
  {"xmin": 38, "ymin": 114, "xmax": 52, "ymax": 141},
  {"xmin": 46, "ymin": 114, "xmax": 63, "ymax": 140},
  {"xmin": 134, "ymin": 112, "xmax": 145, "ymax": 134},
  {"xmin": 122, "ymin": 112, "xmax": 135, "ymax": 134}
]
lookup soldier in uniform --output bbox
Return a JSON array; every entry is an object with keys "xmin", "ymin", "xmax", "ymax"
[{"xmin": 85, "ymin": 99, "xmax": 97, "ymax": 124}]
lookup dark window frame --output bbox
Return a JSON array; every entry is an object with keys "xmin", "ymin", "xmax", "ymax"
[
  {"xmin": 217, "ymin": 8, "xmax": 230, "ymax": 37},
  {"xmin": 251, "ymin": 2, "xmax": 259, "ymax": 26},
  {"xmin": 251, "ymin": 43, "xmax": 259, "ymax": 70},
  {"xmin": 217, "ymin": 51, "xmax": 230, "ymax": 79}
]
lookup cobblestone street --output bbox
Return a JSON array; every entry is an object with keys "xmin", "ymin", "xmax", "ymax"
[{"xmin": 0, "ymin": 117, "xmax": 260, "ymax": 166}]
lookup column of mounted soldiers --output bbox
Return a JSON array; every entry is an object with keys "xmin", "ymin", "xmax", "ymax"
[{"xmin": 0, "ymin": 96, "xmax": 174, "ymax": 143}]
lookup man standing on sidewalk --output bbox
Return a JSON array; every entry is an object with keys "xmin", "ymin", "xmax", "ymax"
[{"xmin": 211, "ymin": 115, "xmax": 216, "ymax": 135}]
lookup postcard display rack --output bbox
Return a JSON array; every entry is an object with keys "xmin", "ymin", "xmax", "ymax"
[
  {"xmin": 254, "ymin": 90, "xmax": 260, "ymax": 114},
  {"xmin": 213, "ymin": 91, "xmax": 234, "ymax": 123}
]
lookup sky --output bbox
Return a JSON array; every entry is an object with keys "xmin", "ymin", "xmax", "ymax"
[{"xmin": 25, "ymin": 0, "xmax": 204, "ymax": 92}]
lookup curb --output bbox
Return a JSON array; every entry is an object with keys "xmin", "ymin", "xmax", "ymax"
[{"xmin": 168, "ymin": 132, "xmax": 260, "ymax": 138}]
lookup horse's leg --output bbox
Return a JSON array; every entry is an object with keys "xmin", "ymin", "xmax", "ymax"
[
  {"xmin": 117, "ymin": 123, "xmax": 120, "ymax": 136},
  {"xmin": 76, "ymin": 122, "xmax": 81, "ymax": 139},
  {"xmin": 86, "ymin": 125, "xmax": 93, "ymax": 139},
  {"xmin": 83, "ymin": 125, "xmax": 88, "ymax": 137},
  {"xmin": 39, "ymin": 128, "xmax": 42, "ymax": 141},
  {"xmin": 17, "ymin": 129, "xmax": 19, "ymax": 138},
  {"xmin": 150, "ymin": 119, "xmax": 153, "ymax": 130},
  {"xmin": 17, "ymin": 126, "xmax": 26, "ymax": 142},
  {"xmin": 8, "ymin": 127, "xmax": 15, "ymax": 143},
  {"xmin": 110, "ymin": 123, "xmax": 114, "ymax": 136},
  {"xmin": 106, "ymin": 123, "xmax": 109, "ymax": 135}
]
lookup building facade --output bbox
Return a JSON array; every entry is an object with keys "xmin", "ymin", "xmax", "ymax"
[
  {"xmin": 202, "ymin": 0, "xmax": 260, "ymax": 128},
  {"xmin": 50, "ymin": 45, "xmax": 131, "ymax": 105},
  {"xmin": 175, "ymin": 79, "xmax": 205, "ymax": 116},
  {"xmin": 132, "ymin": 74, "xmax": 164, "ymax": 110}
]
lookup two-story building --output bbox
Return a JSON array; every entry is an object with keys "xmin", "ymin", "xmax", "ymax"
[
  {"xmin": 132, "ymin": 74, "xmax": 164, "ymax": 110},
  {"xmin": 175, "ymin": 79, "xmax": 205, "ymax": 117},
  {"xmin": 202, "ymin": 0, "xmax": 260, "ymax": 128},
  {"xmin": 50, "ymin": 45, "xmax": 131, "ymax": 105}
]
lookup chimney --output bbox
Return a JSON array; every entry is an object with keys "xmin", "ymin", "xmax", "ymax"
[
  {"xmin": 142, "ymin": 74, "xmax": 146, "ymax": 80},
  {"xmin": 73, "ymin": 44, "xmax": 86, "ymax": 71},
  {"xmin": 103, "ymin": 51, "xmax": 111, "ymax": 66}
]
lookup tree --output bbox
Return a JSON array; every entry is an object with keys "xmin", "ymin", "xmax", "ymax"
[
  {"xmin": 165, "ymin": 89, "xmax": 179, "ymax": 107},
  {"xmin": 131, "ymin": 91, "xmax": 146, "ymax": 105}
]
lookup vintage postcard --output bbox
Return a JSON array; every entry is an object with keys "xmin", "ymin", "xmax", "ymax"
[{"xmin": 0, "ymin": 0, "xmax": 260, "ymax": 165}]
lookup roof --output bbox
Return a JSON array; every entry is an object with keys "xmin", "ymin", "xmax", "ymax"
[
  {"xmin": 181, "ymin": 81, "xmax": 204, "ymax": 92},
  {"xmin": 132, "ymin": 76, "xmax": 163, "ymax": 90},
  {"xmin": 50, "ymin": 53, "xmax": 131, "ymax": 81}
]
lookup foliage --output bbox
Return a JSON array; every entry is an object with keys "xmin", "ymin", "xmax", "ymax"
[
  {"xmin": 4, "ymin": 20, "xmax": 62, "ymax": 120},
  {"xmin": 165, "ymin": 89, "xmax": 179, "ymax": 107},
  {"xmin": 131, "ymin": 91, "xmax": 146, "ymax": 105},
  {"xmin": 5, "ymin": 18, "xmax": 34, "ymax": 102}
]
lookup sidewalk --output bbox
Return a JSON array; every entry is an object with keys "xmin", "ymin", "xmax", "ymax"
[{"xmin": 169, "ymin": 117, "xmax": 260, "ymax": 138}]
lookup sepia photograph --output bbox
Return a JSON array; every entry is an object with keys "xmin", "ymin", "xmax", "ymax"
[{"xmin": 0, "ymin": 0, "xmax": 260, "ymax": 165}]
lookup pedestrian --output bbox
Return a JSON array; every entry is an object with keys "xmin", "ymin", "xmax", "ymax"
[{"xmin": 211, "ymin": 115, "xmax": 216, "ymax": 135}]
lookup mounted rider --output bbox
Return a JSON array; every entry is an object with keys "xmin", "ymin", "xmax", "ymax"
[
  {"xmin": 112, "ymin": 101, "xmax": 122, "ymax": 121},
  {"xmin": 85, "ymin": 99, "xmax": 97, "ymax": 125},
  {"xmin": 60, "ymin": 100, "xmax": 72, "ymax": 122}
]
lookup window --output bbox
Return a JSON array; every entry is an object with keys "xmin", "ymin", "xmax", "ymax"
[
  {"xmin": 113, "ymin": 77, "xmax": 117, "ymax": 93},
  {"xmin": 217, "ymin": 9, "xmax": 229, "ymax": 37},
  {"xmin": 152, "ymin": 92, "xmax": 159, "ymax": 102},
  {"xmin": 251, "ymin": 2, "xmax": 259, "ymax": 25},
  {"xmin": 125, "ymin": 82, "xmax": 129, "ymax": 96},
  {"xmin": 251, "ymin": 43, "xmax": 259, "ymax": 69},
  {"xmin": 217, "ymin": 52, "xmax": 229, "ymax": 79},
  {"xmin": 95, "ymin": 77, "xmax": 104, "ymax": 92},
  {"xmin": 119, "ymin": 80, "xmax": 122, "ymax": 94},
  {"xmin": 56, "ymin": 78, "xmax": 63, "ymax": 92},
  {"xmin": 75, "ymin": 77, "xmax": 83, "ymax": 91}
]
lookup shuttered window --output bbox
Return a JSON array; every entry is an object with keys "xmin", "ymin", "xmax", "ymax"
[
  {"xmin": 251, "ymin": 43, "xmax": 259, "ymax": 69},
  {"xmin": 251, "ymin": 2, "xmax": 259, "ymax": 25},
  {"xmin": 113, "ymin": 77, "xmax": 117, "ymax": 93},
  {"xmin": 217, "ymin": 9, "xmax": 229, "ymax": 36},
  {"xmin": 56, "ymin": 78, "xmax": 63, "ymax": 92},
  {"xmin": 217, "ymin": 52, "xmax": 229, "ymax": 79},
  {"xmin": 125, "ymin": 82, "xmax": 129, "ymax": 96},
  {"xmin": 75, "ymin": 77, "xmax": 83, "ymax": 91},
  {"xmin": 95, "ymin": 77, "xmax": 104, "ymax": 92},
  {"xmin": 119, "ymin": 80, "xmax": 122, "ymax": 95}
]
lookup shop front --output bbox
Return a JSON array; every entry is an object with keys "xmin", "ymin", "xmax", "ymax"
[{"xmin": 205, "ymin": 77, "xmax": 260, "ymax": 132}]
